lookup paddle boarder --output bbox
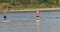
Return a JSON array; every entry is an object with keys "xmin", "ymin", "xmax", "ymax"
[
  {"xmin": 36, "ymin": 11, "xmax": 40, "ymax": 20},
  {"xmin": 3, "ymin": 7, "xmax": 9, "ymax": 22}
]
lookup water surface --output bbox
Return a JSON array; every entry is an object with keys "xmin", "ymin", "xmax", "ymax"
[{"xmin": 0, "ymin": 11, "xmax": 60, "ymax": 32}]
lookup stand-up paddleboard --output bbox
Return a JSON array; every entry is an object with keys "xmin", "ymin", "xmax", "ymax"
[
  {"xmin": 3, "ymin": 20, "xmax": 9, "ymax": 23},
  {"xmin": 36, "ymin": 17, "xmax": 40, "ymax": 22},
  {"xmin": 36, "ymin": 11, "xmax": 40, "ymax": 20}
]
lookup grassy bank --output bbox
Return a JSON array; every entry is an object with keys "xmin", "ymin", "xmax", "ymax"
[
  {"xmin": 1, "ymin": 7, "xmax": 60, "ymax": 12},
  {"xmin": 0, "ymin": 7, "xmax": 60, "ymax": 12},
  {"xmin": 0, "ymin": 3, "xmax": 60, "ymax": 12},
  {"xmin": 0, "ymin": 3, "xmax": 59, "ymax": 10}
]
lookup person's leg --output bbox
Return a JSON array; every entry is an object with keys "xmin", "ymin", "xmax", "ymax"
[
  {"xmin": 36, "ymin": 16, "xmax": 40, "ymax": 20},
  {"xmin": 4, "ymin": 18, "xmax": 6, "ymax": 21}
]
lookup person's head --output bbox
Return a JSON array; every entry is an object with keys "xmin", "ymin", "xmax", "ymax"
[{"xmin": 36, "ymin": 11, "xmax": 39, "ymax": 13}]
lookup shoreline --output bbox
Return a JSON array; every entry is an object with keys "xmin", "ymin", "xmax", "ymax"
[
  {"xmin": 11, "ymin": 8, "xmax": 60, "ymax": 11},
  {"xmin": 0, "ymin": 8, "xmax": 60, "ymax": 12}
]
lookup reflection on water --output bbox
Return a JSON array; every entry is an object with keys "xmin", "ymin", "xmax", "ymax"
[{"xmin": 0, "ymin": 11, "xmax": 60, "ymax": 32}]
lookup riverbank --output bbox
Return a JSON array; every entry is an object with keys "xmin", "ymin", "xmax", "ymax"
[
  {"xmin": 0, "ymin": 8, "xmax": 60, "ymax": 12},
  {"xmin": 11, "ymin": 8, "xmax": 60, "ymax": 12}
]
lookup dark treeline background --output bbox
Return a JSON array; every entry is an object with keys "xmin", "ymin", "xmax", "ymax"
[{"xmin": 0, "ymin": 0, "xmax": 60, "ymax": 10}]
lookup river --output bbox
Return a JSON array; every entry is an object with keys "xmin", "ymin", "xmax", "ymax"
[{"xmin": 0, "ymin": 11, "xmax": 60, "ymax": 32}]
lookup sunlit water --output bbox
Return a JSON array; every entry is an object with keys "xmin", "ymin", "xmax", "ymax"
[{"xmin": 0, "ymin": 11, "xmax": 60, "ymax": 32}]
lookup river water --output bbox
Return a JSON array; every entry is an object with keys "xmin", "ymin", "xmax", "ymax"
[{"xmin": 0, "ymin": 11, "xmax": 60, "ymax": 32}]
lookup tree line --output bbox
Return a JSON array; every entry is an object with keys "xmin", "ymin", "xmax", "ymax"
[{"xmin": 0, "ymin": 0, "xmax": 60, "ymax": 9}]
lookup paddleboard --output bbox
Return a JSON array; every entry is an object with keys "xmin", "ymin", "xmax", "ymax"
[{"xmin": 3, "ymin": 20, "xmax": 9, "ymax": 22}]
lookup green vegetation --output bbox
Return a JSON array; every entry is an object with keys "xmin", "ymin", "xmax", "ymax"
[{"xmin": 0, "ymin": 0, "xmax": 60, "ymax": 10}]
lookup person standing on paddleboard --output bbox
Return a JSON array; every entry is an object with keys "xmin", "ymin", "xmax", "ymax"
[
  {"xmin": 3, "ymin": 7, "xmax": 8, "ymax": 22},
  {"xmin": 36, "ymin": 11, "xmax": 40, "ymax": 20}
]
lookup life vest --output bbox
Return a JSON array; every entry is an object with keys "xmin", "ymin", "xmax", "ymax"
[{"xmin": 36, "ymin": 11, "xmax": 40, "ymax": 17}]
